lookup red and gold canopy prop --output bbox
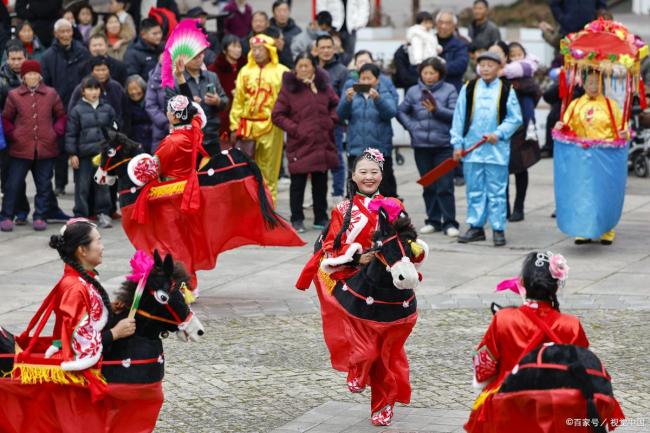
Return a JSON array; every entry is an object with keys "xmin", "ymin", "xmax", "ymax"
[{"xmin": 559, "ymin": 18, "xmax": 649, "ymax": 120}]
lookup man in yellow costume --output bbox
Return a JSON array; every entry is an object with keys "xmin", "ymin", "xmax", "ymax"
[
  {"xmin": 555, "ymin": 70, "xmax": 626, "ymax": 245},
  {"xmin": 230, "ymin": 34, "xmax": 289, "ymax": 203}
]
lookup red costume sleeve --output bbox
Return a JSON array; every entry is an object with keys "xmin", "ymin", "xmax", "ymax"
[{"xmin": 58, "ymin": 278, "xmax": 92, "ymax": 362}]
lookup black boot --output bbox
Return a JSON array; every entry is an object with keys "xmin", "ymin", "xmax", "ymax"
[
  {"xmin": 493, "ymin": 230, "xmax": 506, "ymax": 247},
  {"xmin": 458, "ymin": 227, "xmax": 486, "ymax": 243},
  {"xmin": 509, "ymin": 209, "xmax": 524, "ymax": 222}
]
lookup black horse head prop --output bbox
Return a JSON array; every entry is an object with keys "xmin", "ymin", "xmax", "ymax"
[
  {"xmin": 115, "ymin": 249, "xmax": 204, "ymax": 342},
  {"xmin": 371, "ymin": 204, "xmax": 423, "ymax": 291},
  {"xmin": 94, "ymin": 128, "xmax": 144, "ymax": 186}
]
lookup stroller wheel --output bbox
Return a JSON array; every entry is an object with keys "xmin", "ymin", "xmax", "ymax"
[{"xmin": 633, "ymin": 155, "xmax": 649, "ymax": 177}]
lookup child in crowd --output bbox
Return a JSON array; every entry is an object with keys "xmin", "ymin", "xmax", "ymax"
[
  {"xmin": 405, "ymin": 11, "xmax": 440, "ymax": 66},
  {"xmin": 109, "ymin": 0, "xmax": 136, "ymax": 40},
  {"xmin": 76, "ymin": 3, "xmax": 96, "ymax": 44},
  {"xmin": 65, "ymin": 76, "xmax": 117, "ymax": 228}
]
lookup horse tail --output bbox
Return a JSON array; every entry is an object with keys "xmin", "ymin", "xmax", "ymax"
[{"xmin": 238, "ymin": 150, "xmax": 281, "ymax": 229}]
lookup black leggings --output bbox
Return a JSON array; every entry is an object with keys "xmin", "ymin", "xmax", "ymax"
[{"xmin": 506, "ymin": 170, "xmax": 528, "ymax": 215}]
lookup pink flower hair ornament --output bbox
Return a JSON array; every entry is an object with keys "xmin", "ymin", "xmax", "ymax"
[{"xmin": 362, "ymin": 148, "xmax": 385, "ymax": 169}]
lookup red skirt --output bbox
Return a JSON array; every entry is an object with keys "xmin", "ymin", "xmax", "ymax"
[
  {"xmin": 314, "ymin": 273, "xmax": 417, "ymax": 414},
  {"xmin": 0, "ymin": 379, "xmax": 163, "ymax": 433},
  {"xmin": 122, "ymin": 176, "xmax": 304, "ymax": 279},
  {"xmin": 465, "ymin": 388, "xmax": 625, "ymax": 433}
]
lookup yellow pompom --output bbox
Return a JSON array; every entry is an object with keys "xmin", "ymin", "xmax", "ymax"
[
  {"xmin": 92, "ymin": 153, "xmax": 102, "ymax": 167},
  {"xmin": 409, "ymin": 240, "xmax": 423, "ymax": 258}
]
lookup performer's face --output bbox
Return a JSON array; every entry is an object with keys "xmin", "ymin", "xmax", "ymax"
[
  {"xmin": 478, "ymin": 59, "xmax": 500, "ymax": 83},
  {"xmin": 76, "ymin": 228, "xmax": 104, "ymax": 269},
  {"xmin": 353, "ymin": 159, "xmax": 383, "ymax": 196},
  {"xmin": 585, "ymin": 73, "xmax": 601, "ymax": 98},
  {"xmin": 252, "ymin": 44, "xmax": 270, "ymax": 65}
]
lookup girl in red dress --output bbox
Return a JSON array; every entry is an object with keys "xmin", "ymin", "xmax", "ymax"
[
  {"xmin": 466, "ymin": 251, "xmax": 589, "ymax": 432},
  {"xmin": 296, "ymin": 148, "xmax": 428, "ymax": 426}
]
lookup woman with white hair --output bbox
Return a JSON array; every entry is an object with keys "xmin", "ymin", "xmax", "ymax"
[{"xmin": 124, "ymin": 74, "xmax": 153, "ymax": 152}]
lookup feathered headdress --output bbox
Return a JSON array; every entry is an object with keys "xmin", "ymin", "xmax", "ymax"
[{"xmin": 161, "ymin": 19, "xmax": 210, "ymax": 89}]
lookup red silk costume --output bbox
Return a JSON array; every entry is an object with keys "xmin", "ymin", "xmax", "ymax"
[
  {"xmin": 0, "ymin": 265, "xmax": 163, "ymax": 433},
  {"xmin": 465, "ymin": 301, "xmax": 623, "ymax": 433},
  {"xmin": 120, "ymin": 116, "xmax": 304, "ymax": 287},
  {"xmin": 297, "ymin": 194, "xmax": 422, "ymax": 415}
]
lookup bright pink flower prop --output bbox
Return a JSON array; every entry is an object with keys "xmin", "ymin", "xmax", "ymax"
[
  {"xmin": 127, "ymin": 251, "xmax": 155, "ymax": 319},
  {"xmin": 495, "ymin": 277, "xmax": 525, "ymax": 295},
  {"xmin": 549, "ymin": 254, "xmax": 570, "ymax": 282},
  {"xmin": 368, "ymin": 197, "xmax": 403, "ymax": 222}
]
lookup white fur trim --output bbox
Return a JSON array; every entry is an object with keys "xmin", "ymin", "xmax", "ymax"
[
  {"xmin": 193, "ymin": 102, "xmax": 207, "ymax": 129},
  {"xmin": 472, "ymin": 370, "xmax": 490, "ymax": 390},
  {"xmin": 321, "ymin": 243, "xmax": 363, "ymax": 274},
  {"xmin": 127, "ymin": 153, "xmax": 158, "ymax": 187},
  {"xmin": 61, "ymin": 350, "xmax": 102, "ymax": 372},
  {"xmin": 44, "ymin": 345, "xmax": 60, "ymax": 359},
  {"xmin": 414, "ymin": 239, "xmax": 429, "ymax": 269}
]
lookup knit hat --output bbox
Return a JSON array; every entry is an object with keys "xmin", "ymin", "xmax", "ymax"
[{"xmin": 20, "ymin": 60, "xmax": 41, "ymax": 77}]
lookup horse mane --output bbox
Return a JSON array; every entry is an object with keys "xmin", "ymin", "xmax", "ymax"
[
  {"xmin": 106, "ymin": 128, "xmax": 143, "ymax": 155},
  {"xmin": 393, "ymin": 216, "xmax": 417, "ymax": 242},
  {"xmin": 114, "ymin": 261, "xmax": 193, "ymax": 307}
]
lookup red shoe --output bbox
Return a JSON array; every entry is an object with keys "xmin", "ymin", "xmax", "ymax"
[
  {"xmin": 347, "ymin": 377, "xmax": 365, "ymax": 394},
  {"xmin": 371, "ymin": 405, "xmax": 394, "ymax": 426}
]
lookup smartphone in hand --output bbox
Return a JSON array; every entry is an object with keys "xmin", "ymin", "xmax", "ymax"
[
  {"xmin": 206, "ymin": 83, "xmax": 216, "ymax": 95},
  {"xmin": 420, "ymin": 88, "xmax": 436, "ymax": 105},
  {"xmin": 352, "ymin": 83, "xmax": 371, "ymax": 93}
]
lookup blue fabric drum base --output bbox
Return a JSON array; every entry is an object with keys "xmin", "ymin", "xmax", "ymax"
[{"xmin": 553, "ymin": 138, "xmax": 628, "ymax": 239}]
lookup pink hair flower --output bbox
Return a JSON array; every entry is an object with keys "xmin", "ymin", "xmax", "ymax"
[{"xmin": 549, "ymin": 254, "xmax": 569, "ymax": 282}]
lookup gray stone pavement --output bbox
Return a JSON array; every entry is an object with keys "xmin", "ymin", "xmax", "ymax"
[{"xmin": 1, "ymin": 150, "xmax": 649, "ymax": 432}]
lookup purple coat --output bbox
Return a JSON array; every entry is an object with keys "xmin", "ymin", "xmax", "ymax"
[
  {"xmin": 144, "ymin": 63, "xmax": 168, "ymax": 151},
  {"xmin": 223, "ymin": 1, "xmax": 252, "ymax": 39},
  {"xmin": 272, "ymin": 67, "xmax": 339, "ymax": 175}
]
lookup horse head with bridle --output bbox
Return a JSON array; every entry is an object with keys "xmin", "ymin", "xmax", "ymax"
[
  {"xmin": 93, "ymin": 128, "xmax": 280, "ymax": 228},
  {"xmin": 330, "ymin": 205, "xmax": 428, "ymax": 322}
]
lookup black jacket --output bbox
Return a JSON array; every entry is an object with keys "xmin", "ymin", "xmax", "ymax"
[
  {"xmin": 167, "ymin": 70, "xmax": 228, "ymax": 155},
  {"xmin": 550, "ymin": 0, "xmax": 608, "ymax": 36},
  {"xmin": 65, "ymin": 100, "xmax": 116, "ymax": 157},
  {"xmin": 322, "ymin": 56, "xmax": 349, "ymax": 96},
  {"xmin": 0, "ymin": 63, "xmax": 21, "ymax": 109},
  {"xmin": 15, "ymin": 0, "xmax": 63, "ymax": 47},
  {"xmin": 124, "ymin": 38, "xmax": 162, "ymax": 80},
  {"xmin": 41, "ymin": 40, "xmax": 91, "ymax": 106},
  {"xmin": 81, "ymin": 56, "xmax": 128, "ymax": 87},
  {"xmin": 270, "ymin": 17, "xmax": 302, "ymax": 48},
  {"xmin": 68, "ymin": 79, "xmax": 129, "ymax": 129},
  {"xmin": 392, "ymin": 44, "xmax": 418, "ymax": 91}
]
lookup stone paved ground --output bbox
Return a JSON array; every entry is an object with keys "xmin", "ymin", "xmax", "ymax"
[
  {"xmin": 154, "ymin": 309, "xmax": 650, "ymax": 433},
  {"xmin": 1, "ymin": 150, "xmax": 649, "ymax": 432}
]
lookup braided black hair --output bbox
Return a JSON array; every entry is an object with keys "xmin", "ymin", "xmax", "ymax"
[
  {"xmin": 333, "ymin": 179, "xmax": 357, "ymax": 250},
  {"xmin": 49, "ymin": 222, "xmax": 113, "ymax": 321},
  {"xmin": 521, "ymin": 252, "xmax": 561, "ymax": 311}
]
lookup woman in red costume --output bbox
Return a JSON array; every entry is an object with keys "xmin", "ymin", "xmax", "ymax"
[
  {"xmin": 296, "ymin": 148, "xmax": 428, "ymax": 426},
  {"xmin": 120, "ymin": 58, "xmax": 303, "ymax": 296},
  {"xmin": 465, "ymin": 251, "xmax": 590, "ymax": 432}
]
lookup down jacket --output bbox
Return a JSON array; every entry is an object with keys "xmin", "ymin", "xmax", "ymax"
[
  {"xmin": 65, "ymin": 100, "xmax": 116, "ymax": 158},
  {"xmin": 272, "ymin": 68, "xmax": 339, "ymax": 175},
  {"xmin": 397, "ymin": 79, "xmax": 458, "ymax": 148}
]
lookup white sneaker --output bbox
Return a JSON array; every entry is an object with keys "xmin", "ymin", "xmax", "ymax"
[
  {"xmin": 97, "ymin": 214, "xmax": 113, "ymax": 229},
  {"xmin": 419, "ymin": 224, "xmax": 438, "ymax": 234},
  {"xmin": 445, "ymin": 227, "xmax": 460, "ymax": 237}
]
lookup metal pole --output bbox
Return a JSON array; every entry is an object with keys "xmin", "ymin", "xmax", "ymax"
[{"xmin": 413, "ymin": 0, "xmax": 420, "ymax": 23}]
